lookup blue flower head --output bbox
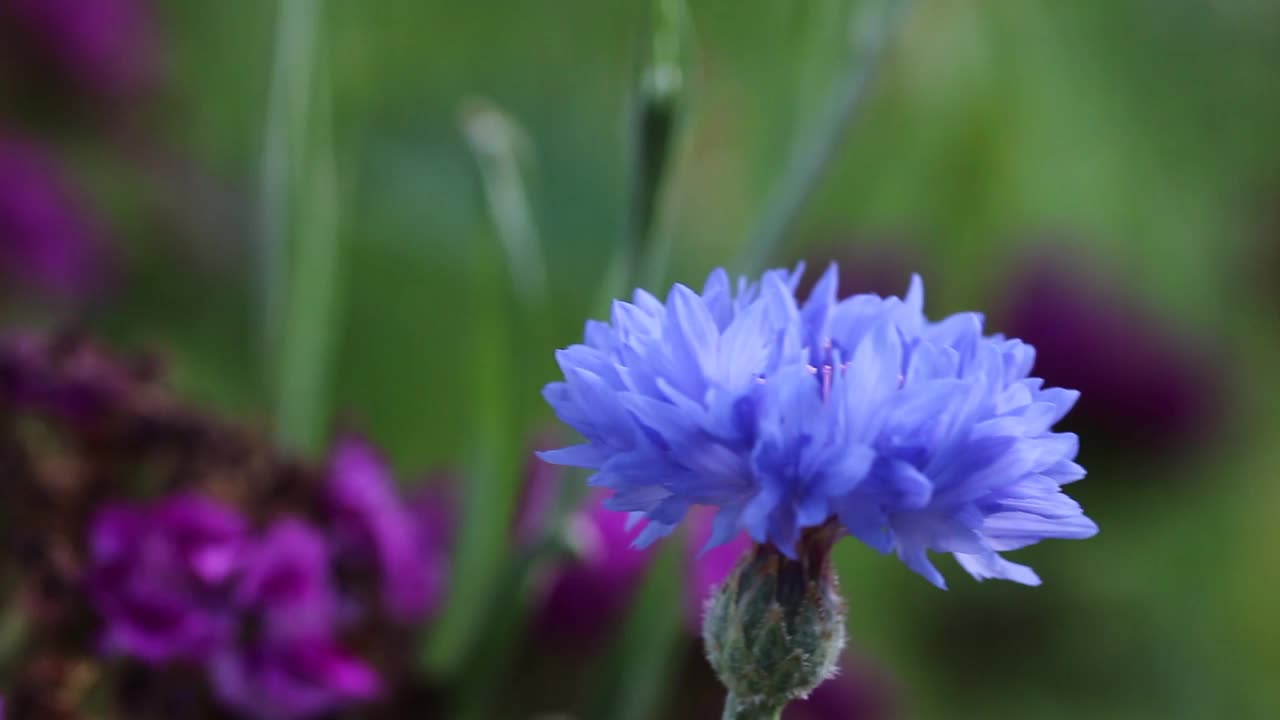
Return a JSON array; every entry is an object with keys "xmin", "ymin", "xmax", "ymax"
[{"xmin": 541, "ymin": 264, "xmax": 1096, "ymax": 587}]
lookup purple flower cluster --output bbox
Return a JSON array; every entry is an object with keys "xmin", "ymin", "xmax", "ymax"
[
  {"xmin": 86, "ymin": 437, "xmax": 450, "ymax": 720},
  {"xmin": 327, "ymin": 437, "xmax": 449, "ymax": 621},
  {"xmin": 542, "ymin": 264, "xmax": 1097, "ymax": 587},
  {"xmin": 89, "ymin": 493, "xmax": 246, "ymax": 664},
  {"xmin": 209, "ymin": 520, "xmax": 381, "ymax": 720}
]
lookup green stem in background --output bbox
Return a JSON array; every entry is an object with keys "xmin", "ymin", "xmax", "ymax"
[
  {"xmin": 734, "ymin": 0, "xmax": 915, "ymax": 276},
  {"xmin": 435, "ymin": 99, "xmax": 553, "ymax": 719},
  {"xmin": 722, "ymin": 695, "xmax": 783, "ymax": 720},
  {"xmin": 421, "ymin": 243, "xmax": 521, "ymax": 682},
  {"xmin": 459, "ymin": 98, "xmax": 548, "ymax": 309},
  {"xmin": 583, "ymin": 540, "xmax": 685, "ymax": 720},
  {"xmin": 256, "ymin": 0, "xmax": 312, "ymax": 379},
  {"xmin": 261, "ymin": 0, "xmax": 344, "ymax": 455},
  {"xmin": 630, "ymin": 0, "xmax": 692, "ymax": 292},
  {"xmin": 579, "ymin": 5, "xmax": 693, "ymax": 720}
]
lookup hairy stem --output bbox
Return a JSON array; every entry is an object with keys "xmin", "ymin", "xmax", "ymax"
[{"xmin": 722, "ymin": 693, "xmax": 784, "ymax": 720}]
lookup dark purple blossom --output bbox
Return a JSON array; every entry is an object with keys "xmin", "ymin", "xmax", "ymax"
[
  {"xmin": 999, "ymin": 251, "xmax": 1222, "ymax": 451},
  {"xmin": 0, "ymin": 137, "xmax": 111, "ymax": 300},
  {"xmin": 535, "ymin": 495, "xmax": 754, "ymax": 646},
  {"xmin": 0, "ymin": 331, "xmax": 147, "ymax": 430},
  {"xmin": 0, "ymin": 0, "xmax": 158, "ymax": 102},
  {"xmin": 535, "ymin": 490, "xmax": 656, "ymax": 648},
  {"xmin": 326, "ymin": 437, "xmax": 447, "ymax": 621},
  {"xmin": 87, "ymin": 493, "xmax": 247, "ymax": 664}
]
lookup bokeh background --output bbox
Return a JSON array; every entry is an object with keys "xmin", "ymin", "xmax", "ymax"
[{"xmin": 2, "ymin": 0, "xmax": 1279, "ymax": 718}]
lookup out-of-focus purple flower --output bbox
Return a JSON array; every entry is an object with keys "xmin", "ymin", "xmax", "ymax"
[
  {"xmin": 784, "ymin": 654, "xmax": 897, "ymax": 720},
  {"xmin": 87, "ymin": 493, "xmax": 247, "ymax": 664},
  {"xmin": 0, "ymin": 137, "xmax": 110, "ymax": 300},
  {"xmin": 326, "ymin": 437, "xmax": 446, "ymax": 621},
  {"xmin": 0, "ymin": 332, "xmax": 151, "ymax": 431},
  {"xmin": 999, "ymin": 251, "xmax": 1222, "ymax": 451},
  {"xmin": 685, "ymin": 506, "xmax": 752, "ymax": 631},
  {"xmin": 535, "ymin": 496, "xmax": 752, "ymax": 645},
  {"xmin": 534, "ymin": 491, "xmax": 656, "ymax": 648},
  {"xmin": 0, "ymin": 0, "xmax": 158, "ymax": 102},
  {"xmin": 209, "ymin": 636, "xmax": 381, "ymax": 720},
  {"xmin": 211, "ymin": 517, "xmax": 381, "ymax": 720},
  {"xmin": 232, "ymin": 518, "xmax": 337, "ymax": 639},
  {"xmin": 512, "ymin": 441, "xmax": 561, "ymax": 548},
  {"xmin": 411, "ymin": 481, "xmax": 455, "ymax": 588}
]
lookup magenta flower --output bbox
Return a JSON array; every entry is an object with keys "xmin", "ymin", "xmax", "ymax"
[
  {"xmin": 87, "ymin": 493, "xmax": 247, "ymax": 664},
  {"xmin": 211, "ymin": 518, "xmax": 381, "ymax": 720},
  {"xmin": 209, "ymin": 636, "xmax": 382, "ymax": 720},
  {"xmin": 0, "ymin": 137, "xmax": 110, "ymax": 300},
  {"xmin": 535, "ymin": 490, "xmax": 657, "ymax": 648},
  {"xmin": 231, "ymin": 518, "xmax": 338, "ymax": 638},
  {"xmin": 0, "ymin": 0, "xmax": 158, "ymax": 101},
  {"xmin": 534, "ymin": 494, "xmax": 754, "ymax": 645},
  {"xmin": 326, "ymin": 437, "xmax": 447, "ymax": 621}
]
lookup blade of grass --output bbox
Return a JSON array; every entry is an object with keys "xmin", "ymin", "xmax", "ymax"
[
  {"xmin": 584, "ymin": 539, "xmax": 686, "ymax": 720},
  {"xmin": 256, "ymin": 0, "xmax": 313, "ymax": 384},
  {"xmin": 420, "ymin": 229, "xmax": 523, "ymax": 684},
  {"xmin": 261, "ymin": 0, "xmax": 344, "ymax": 455},
  {"xmin": 582, "ymin": 4, "xmax": 695, "ymax": 719},
  {"xmin": 425, "ymin": 98, "xmax": 553, "ymax": 711},
  {"xmin": 635, "ymin": 0, "xmax": 695, "ymax": 294},
  {"xmin": 459, "ymin": 98, "xmax": 547, "ymax": 309},
  {"xmin": 734, "ymin": 0, "xmax": 915, "ymax": 276},
  {"xmin": 629, "ymin": 0, "xmax": 691, "ymax": 292}
]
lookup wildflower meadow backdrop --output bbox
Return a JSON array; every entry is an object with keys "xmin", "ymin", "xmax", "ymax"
[{"xmin": 1, "ymin": 1, "xmax": 1278, "ymax": 718}]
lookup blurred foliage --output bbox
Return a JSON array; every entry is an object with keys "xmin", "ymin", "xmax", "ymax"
[{"xmin": 25, "ymin": 0, "xmax": 1280, "ymax": 717}]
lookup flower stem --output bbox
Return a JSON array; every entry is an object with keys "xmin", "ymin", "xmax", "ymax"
[
  {"xmin": 631, "ymin": 0, "xmax": 691, "ymax": 292},
  {"xmin": 264, "ymin": 0, "xmax": 343, "ymax": 455},
  {"xmin": 722, "ymin": 694, "xmax": 784, "ymax": 720},
  {"xmin": 459, "ymin": 97, "xmax": 547, "ymax": 309},
  {"xmin": 734, "ymin": 0, "xmax": 914, "ymax": 275}
]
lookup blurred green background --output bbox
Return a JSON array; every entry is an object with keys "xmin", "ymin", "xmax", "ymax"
[{"xmin": 7, "ymin": 0, "xmax": 1280, "ymax": 718}]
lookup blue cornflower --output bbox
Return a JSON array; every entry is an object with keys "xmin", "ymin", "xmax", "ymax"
[{"xmin": 541, "ymin": 264, "xmax": 1096, "ymax": 586}]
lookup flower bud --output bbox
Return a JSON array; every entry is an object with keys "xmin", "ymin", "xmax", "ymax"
[{"xmin": 702, "ymin": 525, "xmax": 846, "ymax": 718}]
